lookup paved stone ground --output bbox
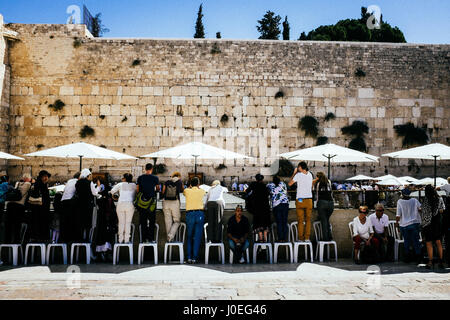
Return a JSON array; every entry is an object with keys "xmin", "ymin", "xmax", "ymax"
[{"xmin": 0, "ymin": 260, "xmax": 448, "ymax": 300}]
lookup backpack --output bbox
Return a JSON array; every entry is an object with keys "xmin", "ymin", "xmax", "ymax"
[
  {"xmin": 5, "ymin": 188, "xmax": 22, "ymax": 201},
  {"xmin": 134, "ymin": 192, "xmax": 156, "ymax": 211},
  {"xmin": 165, "ymin": 181, "xmax": 178, "ymax": 200}
]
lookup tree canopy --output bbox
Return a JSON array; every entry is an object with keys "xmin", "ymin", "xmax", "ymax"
[
  {"xmin": 257, "ymin": 11, "xmax": 282, "ymax": 40},
  {"xmin": 194, "ymin": 4, "xmax": 205, "ymax": 38},
  {"xmin": 298, "ymin": 7, "xmax": 406, "ymax": 42}
]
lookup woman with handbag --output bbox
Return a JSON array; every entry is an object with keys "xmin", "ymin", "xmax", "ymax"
[{"xmin": 29, "ymin": 170, "xmax": 51, "ymax": 243}]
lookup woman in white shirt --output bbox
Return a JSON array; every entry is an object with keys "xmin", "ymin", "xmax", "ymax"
[
  {"xmin": 205, "ymin": 180, "xmax": 226, "ymax": 243},
  {"xmin": 351, "ymin": 206, "xmax": 379, "ymax": 264},
  {"xmin": 110, "ymin": 173, "xmax": 137, "ymax": 244}
]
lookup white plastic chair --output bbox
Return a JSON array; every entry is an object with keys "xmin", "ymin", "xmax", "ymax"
[
  {"xmin": 164, "ymin": 222, "xmax": 186, "ymax": 264},
  {"xmin": 290, "ymin": 222, "xmax": 313, "ymax": 263},
  {"xmin": 271, "ymin": 223, "xmax": 293, "ymax": 263},
  {"xmin": 113, "ymin": 224, "xmax": 135, "ymax": 265},
  {"xmin": 388, "ymin": 220, "xmax": 422, "ymax": 261},
  {"xmin": 46, "ymin": 230, "xmax": 68, "ymax": 265},
  {"xmin": 0, "ymin": 223, "xmax": 27, "ymax": 266},
  {"xmin": 229, "ymin": 246, "xmax": 250, "ymax": 264},
  {"xmin": 204, "ymin": 223, "xmax": 225, "ymax": 264},
  {"xmin": 252, "ymin": 229, "xmax": 273, "ymax": 264},
  {"xmin": 138, "ymin": 223, "xmax": 159, "ymax": 265},
  {"xmin": 313, "ymin": 221, "xmax": 338, "ymax": 262},
  {"xmin": 71, "ymin": 227, "xmax": 95, "ymax": 264}
]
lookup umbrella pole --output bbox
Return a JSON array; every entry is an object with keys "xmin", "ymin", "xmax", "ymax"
[
  {"xmin": 434, "ymin": 156, "xmax": 437, "ymax": 187},
  {"xmin": 328, "ymin": 157, "xmax": 331, "ymax": 180},
  {"xmin": 79, "ymin": 156, "xmax": 83, "ymax": 172},
  {"xmin": 194, "ymin": 156, "xmax": 198, "ymax": 176}
]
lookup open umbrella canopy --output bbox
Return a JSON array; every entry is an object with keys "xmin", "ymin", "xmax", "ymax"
[
  {"xmin": 397, "ymin": 176, "xmax": 419, "ymax": 184},
  {"xmin": 382, "ymin": 143, "xmax": 450, "ymax": 160},
  {"xmin": 376, "ymin": 177, "xmax": 405, "ymax": 186},
  {"xmin": 382, "ymin": 143, "xmax": 450, "ymax": 186},
  {"xmin": 141, "ymin": 142, "xmax": 251, "ymax": 160},
  {"xmin": 278, "ymin": 143, "xmax": 379, "ymax": 163},
  {"xmin": 278, "ymin": 143, "xmax": 378, "ymax": 179},
  {"xmin": 0, "ymin": 151, "xmax": 25, "ymax": 160},
  {"xmin": 373, "ymin": 174, "xmax": 397, "ymax": 181},
  {"xmin": 346, "ymin": 175, "xmax": 374, "ymax": 181},
  {"xmin": 412, "ymin": 177, "xmax": 447, "ymax": 187},
  {"xmin": 25, "ymin": 142, "xmax": 137, "ymax": 171}
]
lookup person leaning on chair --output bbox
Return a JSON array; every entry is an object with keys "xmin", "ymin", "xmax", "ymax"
[
  {"xmin": 227, "ymin": 205, "xmax": 250, "ymax": 264},
  {"xmin": 183, "ymin": 177, "xmax": 206, "ymax": 264},
  {"xmin": 161, "ymin": 171, "xmax": 184, "ymax": 243},
  {"xmin": 288, "ymin": 162, "xmax": 314, "ymax": 241},
  {"xmin": 313, "ymin": 172, "xmax": 334, "ymax": 242}
]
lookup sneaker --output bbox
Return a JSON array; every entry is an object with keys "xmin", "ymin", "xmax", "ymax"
[
  {"xmin": 187, "ymin": 259, "xmax": 193, "ymax": 264},
  {"xmin": 239, "ymin": 257, "xmax": 245, "ymax": 264},
  {"xmin": 191, "ymin": 259, "xmax": 197, "ymax": 264}
]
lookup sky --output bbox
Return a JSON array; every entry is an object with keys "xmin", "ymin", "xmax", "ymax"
[{"xmin": 1, "ymin": 0, "xmax": 449, "ymax": 44}]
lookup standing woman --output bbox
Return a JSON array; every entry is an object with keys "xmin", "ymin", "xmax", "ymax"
[
  {"xmin": 205, "ymin": 180, "xmax": 226, "ymax": 243},
  {"xmin": 75, "ymin": 169, "xmax": 95, "ymax": 242},
  {"xmin": 420, "ymin": 185, "xmax": 446, "ymax": 269},
  {"xmin": 245, "ymin": 174, "xmax": 271, "ymax": 243},
  {"xmin": 110, "ymin": 173, "xmax": 136, "ymax": 244},
  {"xmin": 267, "ymin": 176, "xmax": 289, "ymax": 242},
  {"xmin": 29, "ymin": 170, "xmax": 51, "ymax": 243},
  {"xmin": 313, "ymin": 172, "xmax": 334, "ymax": 241},
  {"xmin": 5, "ymin": 174, "xmax": 31, "ymax": 243}
]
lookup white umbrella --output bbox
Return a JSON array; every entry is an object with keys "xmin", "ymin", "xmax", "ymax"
[
  {"xmin": 397, "ymin": 176, "xmax": 419, "ymax": 184},
  {"xmin": 141, "ymin": 141, "xmax": 251, "ymax": 175},
  {"xmin": 412, "ymin": 177, "xmax": 447, "ymax": 187},
  {"xmin": 346, "ymin": 175, "xmax": 374, "ymax": 181},
  {"xmin": 376, "ymin": 177, "xmax": 405, "ymax": 186},
  {"xmin": 373, "ymin": 174, "xmax": 397, "ymax": 181},
  {"xmin": 25, "ymin": 142, "xmax": 137, "ymax": 171},
  {"xmin": 0, "ymin": 151, "xmax": 25, "ymax": 160},
  {"xmin": 278, "ymin": 143, "xmax": 378, "ymax": 180},
  {"xmin": 48, "ymin": 184, "xmax": 66, "ymax": 193},
  {"xmin": 382, "ymin": 143, "xmax": 450, "ymax": 186}
]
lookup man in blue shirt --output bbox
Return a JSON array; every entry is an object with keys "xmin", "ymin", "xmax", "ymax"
[{"xmin": 137, "ymin": 163, "xmax": 160, "ymax": 243}]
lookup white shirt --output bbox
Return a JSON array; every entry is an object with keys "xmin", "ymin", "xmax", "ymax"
[
  {"xmin": 110, "ymin": 182, "xmax": 137, "ymax": 203},
  {"xmin": 206, "ymin": 185, "xmax": 227, "ymax": 207},
  {"xmin": 396, "ymin": 198, "xmax": 422, "ymax": 227},
  {"xmin": 293, "ymin": 171, "xmax": 313, "ymax": 199},
  {"xmin": 352, "ymin": 216, "xmax": 374, "ymax": 240},
  {"xmin": 441, "ymin": 184, "xmax": 450, "ymax": 196},
  {"xmin": 368, "ymin": 213, "xmax": 389, "ymax": 234},
  {"xmin": 61, "ymin": 178, "xmax": 77, "ymax": 201}
]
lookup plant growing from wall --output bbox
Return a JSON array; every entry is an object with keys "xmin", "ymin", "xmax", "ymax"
[
  {"xmin": 36, "ymin": 144, "xmax": 44, "ymax": 150},
  {"xmin": 324, "ymin": 112, "xmax": 336, "ymax": 121},
  {"xmin": 132, "ymin": 59, "xmax": 141, "ymax": 66},
  {"xmin": 73, "ymin": 38, "xmax": 82, "ymax": 48},
  {"xmin": 220, "ymin": 114, "xmax": 229, "ymax": 124},
  {"xmin": 276, "ymin": 159, "xmax": 294, "ymax": 177},
  {"xmin": 393, "ymin": 122, "xmax": 429, "ymax": 147},
  {"xmin": 274, "ymin": 90, "xmax": 285, "ymax": 99},
  {"xmin": 316, "ymin": 136, "xmax": 329, "ymax": 146},
  {"xmin": 48, "ymin": 99, "xmax": 65, "ymax": 111},
  {"xmin": 121, "ymin": 116, "xmax": 128, "ymax": 122},
  {"xmin": 154, "ymin": 163, "xmax": 167, "ymax": 174},
  {"xmin": 341, "ymin": 120, "xmax": 369, "ymax": 152},
  {"xmin": 176, "ymin": 106, "xmax": 184, "ymax": 116},
  {"xmin": 216, "ymin": 164, "xmax": 227, "ymax": 170},
  {"xmin": 355, "ymin": 68, "xmax": 366, "ymax": 77},
  {"xmin": 298, "ymin": 115, "xmax": 319, "ymax": 138},
  {"xmin": 79, "ymin": 125, "xmax": 95, "ymax": 138},
  {"xmin": 99, "ymin": 144, "xmax": 106, "ymax": 148},
  {"xmin": 99, "ymin": 115, "xmax": 105, "ymax": 120},
  {"xmin": 211, "ymin": 43, "xmax": 221, "ymax": 54}
]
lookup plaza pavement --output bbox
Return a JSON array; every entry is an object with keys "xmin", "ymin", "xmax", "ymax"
[{"xmin": 0, "ymin": 260, "xmax": 448, "ymax": 300}]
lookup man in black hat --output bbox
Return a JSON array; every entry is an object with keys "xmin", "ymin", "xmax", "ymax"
[{"xmin": 29, "ymin": 170, "xmax": 51, "ymax": 242}]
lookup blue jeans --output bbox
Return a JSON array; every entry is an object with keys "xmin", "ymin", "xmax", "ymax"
[
  {"xmin": 273, "ymin": 203, "xmax": 289, "ymax": 241},
  {"xmin": 400, "ymin": 223, "xmax": 422, "ymax": 256},
  {"xmin": 186, "ymin": 210, "xmax": 204, "ymax": 260},
  {"xmin": 228, "ymin": 239, "xmax": 250, "ymax": 261}
]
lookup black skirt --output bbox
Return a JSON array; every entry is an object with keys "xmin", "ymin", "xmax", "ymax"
[{"xmin": 422, "ymin": 215, "xmax": 442, "ymax": 242}]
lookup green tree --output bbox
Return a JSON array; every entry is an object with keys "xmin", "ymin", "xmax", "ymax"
[
  {"xmin": 298, "ymin": 6, "xmax": 406, "ymax": 42},
  {"xmin": 282, "ymin": 16, "xmax": 290, "ymax": 40},
  {"xmin": 91, "ymin": 13, "xmax": 109, "ymax": 37},
  {"xmin": 256, "ymin": 11, "xmax": 281, "ymax": 40},
  {"xmin": 216, "ymin": 32, "xmax": 221, "ymax": 39},
  {"xmin": 194, "ymin": 4, "xmax": 205, "ymax": 38}
]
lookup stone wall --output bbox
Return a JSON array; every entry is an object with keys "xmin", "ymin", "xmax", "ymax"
[{"xmin": 3, "ymin": 23, "xmax": 450, "ymax": 182}]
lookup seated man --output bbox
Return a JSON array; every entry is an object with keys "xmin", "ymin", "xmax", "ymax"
[
  {"xmin": 351, "ymin": 206, "xmax": 379, "ymax": 264},
  {"xmin": 227, "ymin": 205, "xmax": 250, "ymax": 264},
  {"xmin": 369, "ymin": 203, "xmax": 394, "ymax": 261}
]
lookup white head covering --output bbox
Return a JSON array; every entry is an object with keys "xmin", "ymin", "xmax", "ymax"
[
  {"xmin": 212, "ymin": 180, "xmax": 221, "ymax": 187},
  {"xmin": 80, "ymin": 168, "xmax": 92, "ymax": 179}
]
